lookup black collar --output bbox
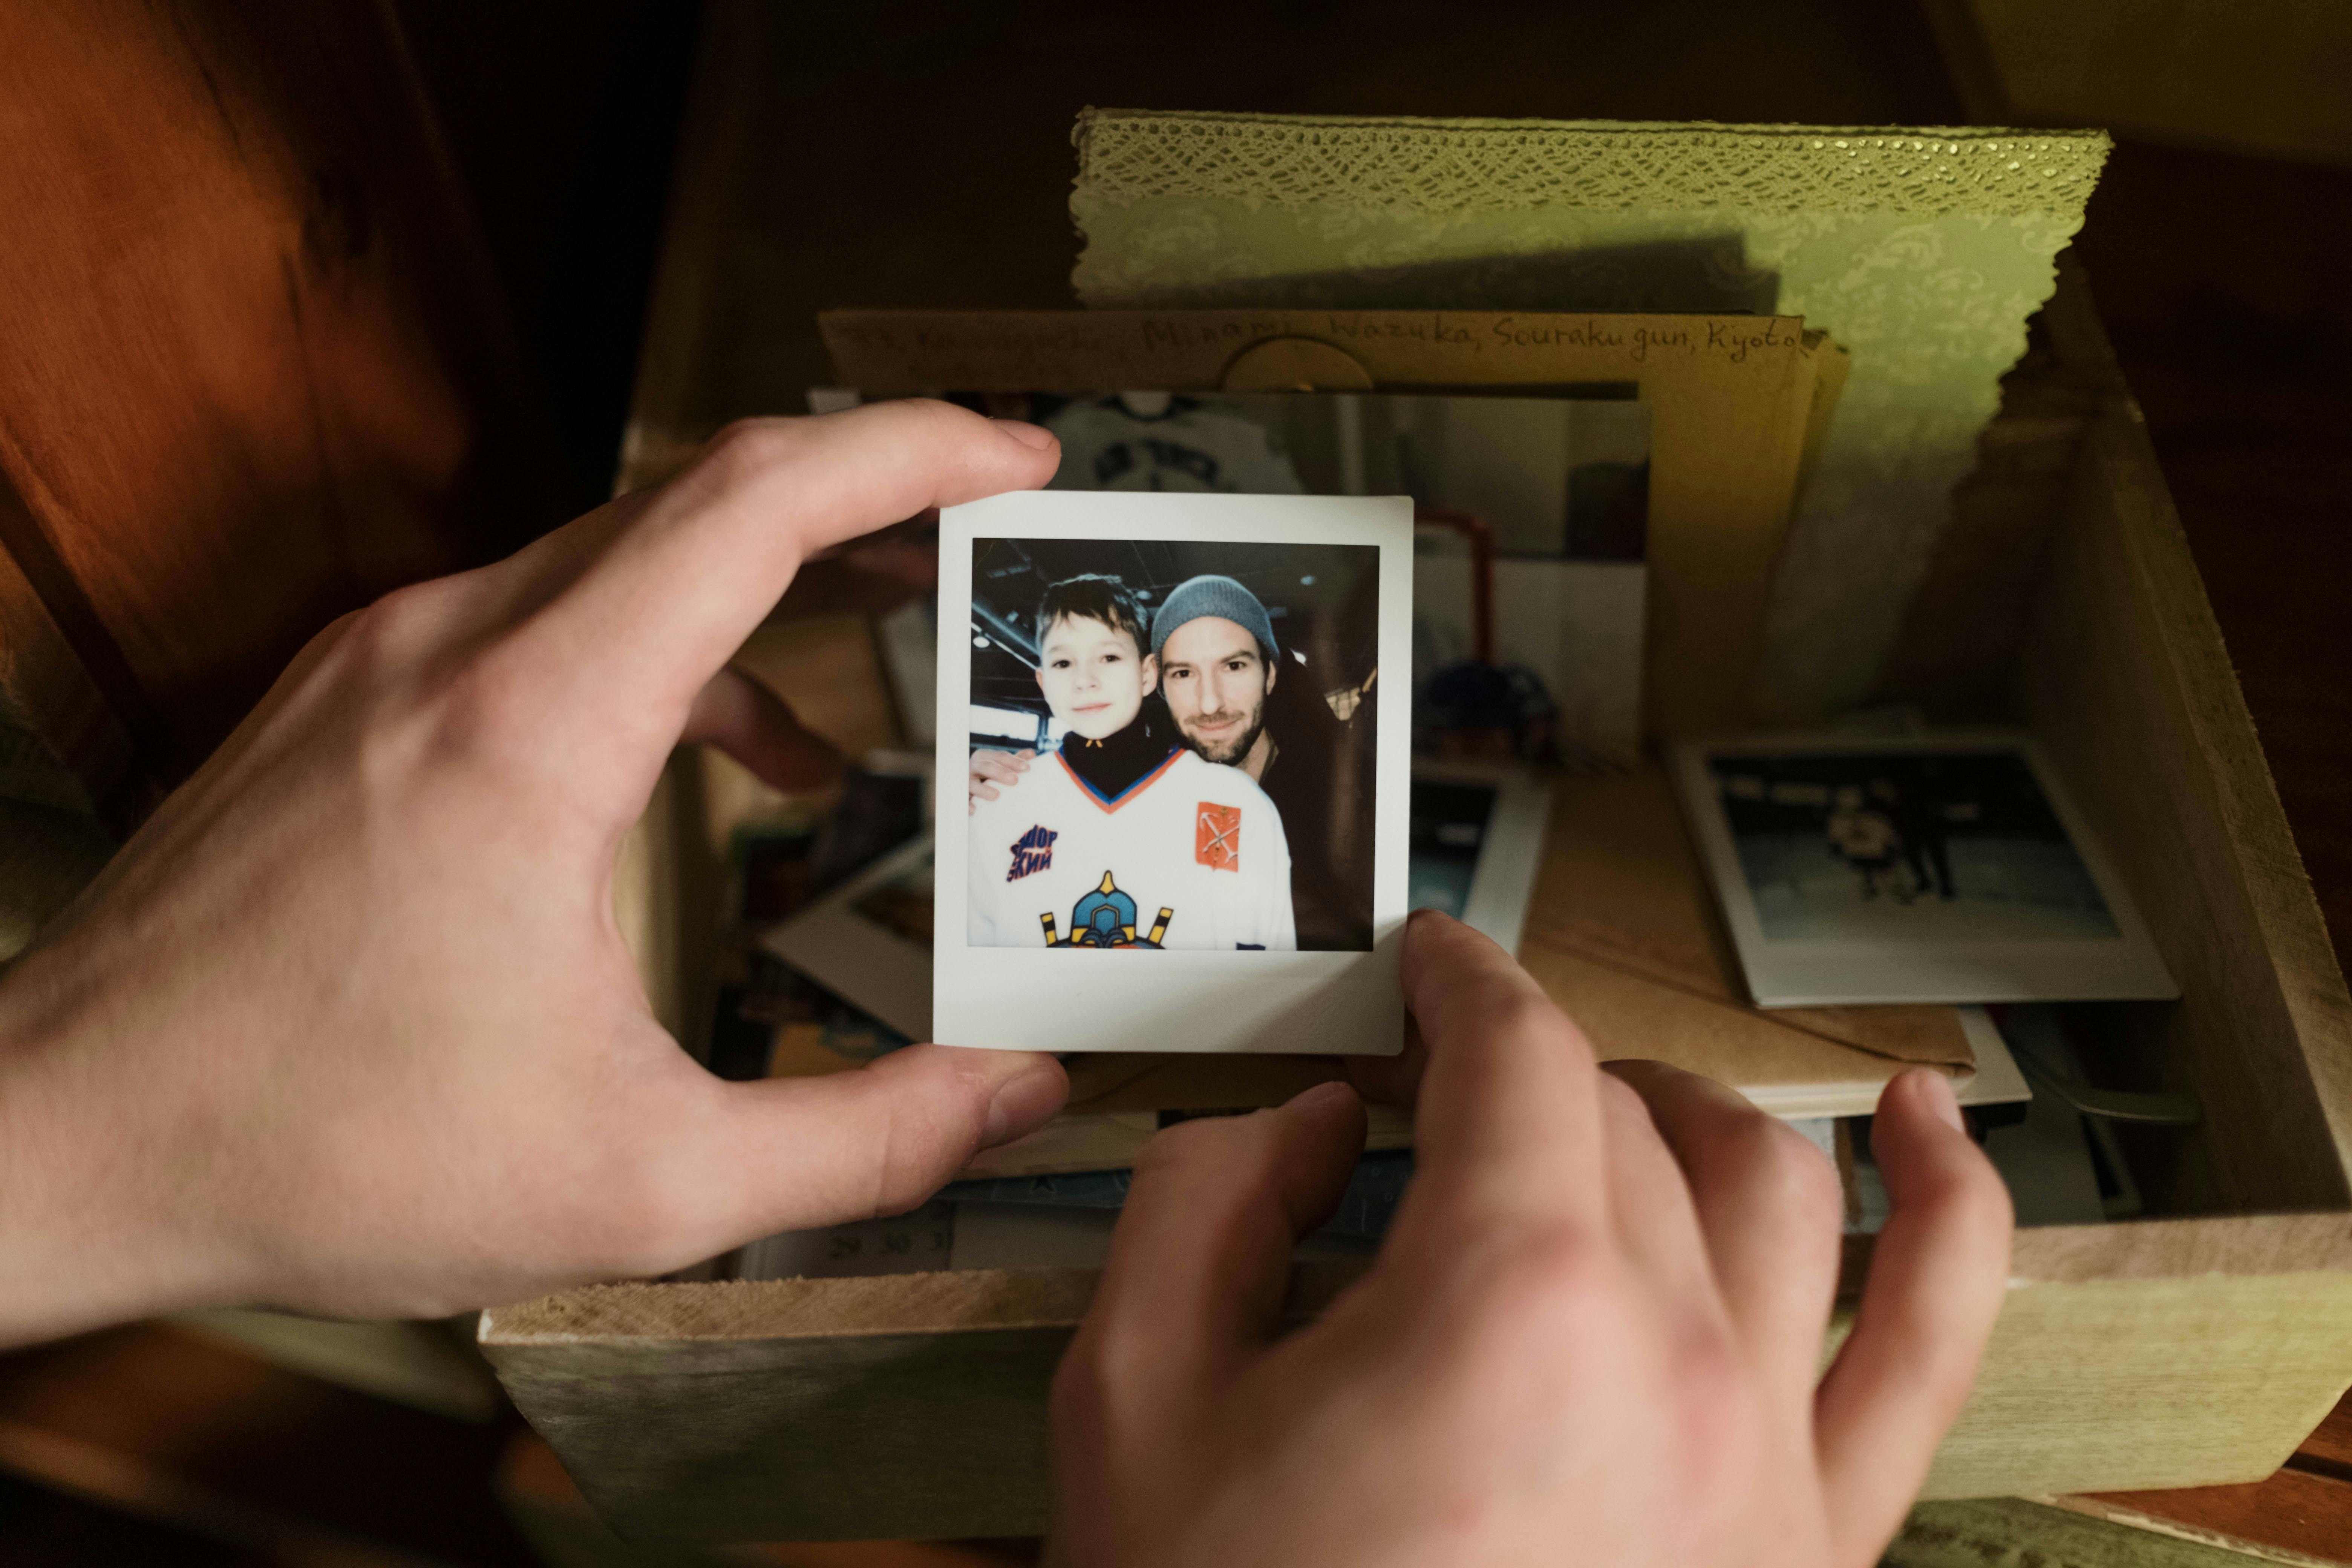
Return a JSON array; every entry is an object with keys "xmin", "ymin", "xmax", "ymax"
[{"xmin": 1059, "ymin": 716, "xmax": 1177, "ymax": 807}]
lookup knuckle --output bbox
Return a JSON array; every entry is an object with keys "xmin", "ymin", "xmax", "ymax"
[
  {"xmin": 1761, "ymin": 1119, "xmax": 1846, "ymax": 1225},
  {"xmin": 1486, "ymin": 989, "xmax": 1576, "ymax": 1052},
  {"xmin": 1446, "ymin": 1223, "xmax": 1620, "ymax": 1357},
  {"xmin": 695, "ymin": 417, "xmax": 799, "ymax": 490},
  {"xmin": 1919, "ymin": 1150, "xmax": 2017, "ymax": 1243},
  {"xmin": 428, "ymin": 638, "xmax": 550, "ymax": 767},
  {"xmin": 321, "ymin": 586, "xmax": 430, "ymax": 685},
  {"xmin": 1490, "ymin": 1222, "xmax": 1613, "ymax": 1303},
  {"xmin": 1067, "ymin": 1313, "xmax": 1166, "ymax": 1409}
]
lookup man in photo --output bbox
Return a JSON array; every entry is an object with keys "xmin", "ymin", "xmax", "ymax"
[
  {"xmin": 971, "ymin": 573, "xmax": 1376, "ymax": 949},
  {"xmin": 967, "ymin": 574, "xmax": 1295, "ymax": 950},
  {"xmin": 1874, "ymin": 770, "xmax": 1958, "ymax": 902}
]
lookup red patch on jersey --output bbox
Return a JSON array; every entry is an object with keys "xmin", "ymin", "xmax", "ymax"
[{"xmin": 1196, "ymin": 802, "xmax": 1242, "ymax": 872}]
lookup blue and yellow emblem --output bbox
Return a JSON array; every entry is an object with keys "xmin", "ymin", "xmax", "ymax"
[{"xmin": 1041, "ymin": 871, "xmax": 1174, "ymax": 949}]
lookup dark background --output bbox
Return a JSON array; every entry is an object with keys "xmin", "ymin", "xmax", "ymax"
[{"xmin": 387, "ymin": 0, "xmax": 702, "ymax": 510}]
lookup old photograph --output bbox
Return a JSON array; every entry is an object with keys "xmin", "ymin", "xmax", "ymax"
[
  {"xmin": 935, "ymin": 492, "xmax": 1413, "ymax": 1055},
  {"xmin": 1673, "ymin": 733, "xmax": 2178, "ymax": 1007}
]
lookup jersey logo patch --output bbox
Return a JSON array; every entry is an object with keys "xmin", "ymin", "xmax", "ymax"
[
  {"xmin": 1040, "ymin": 871, "xmax": 1173, "ymax": 948},
  {"xmin": 1007, "ymin": 825, "xmax": 1057, "ymax": 881},
  {"xmin": 1196, "ymin": 803, "xmax": 1242, "ymax": 872}
]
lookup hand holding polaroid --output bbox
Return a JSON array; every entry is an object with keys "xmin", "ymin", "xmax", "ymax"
[
  {"xmin": 934, "ymin": 492, "xmax": 1413, "ymax": 1055},
  {"xmin": 1672, "ymin": 732, "xmax": 2177, "ymax": 1007}
]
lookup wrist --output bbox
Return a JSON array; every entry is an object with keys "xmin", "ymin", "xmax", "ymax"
[{"xmin": 0, "ymin": 949, "xmax": 253, "ymax": 1346}]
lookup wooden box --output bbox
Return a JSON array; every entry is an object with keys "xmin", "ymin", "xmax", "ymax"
[
  {"xmin": 483, "ymin": 349, "xmax": 2352, "ymax": 1541},
  {"xmin": 475, "ymin": 37, "xmax": 2352, "ymax": 1553},
  {"xmin": 480, "ymin": 292, "xmax": 2352, "ymax": 1544}
]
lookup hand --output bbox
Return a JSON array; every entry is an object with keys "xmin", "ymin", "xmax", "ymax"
[
  {"xmin": 968, "ymin": 747, "xmax": 1035, "ymax": 814},
  {"xmin": 1049, "ymin": 912, "xmax": 2011, "ymax": 1568},
  {"xmin": 0, "ymin": 401, "xmax": 1072, "ymax": 1346}
]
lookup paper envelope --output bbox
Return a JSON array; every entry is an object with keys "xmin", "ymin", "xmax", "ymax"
[{"xmin": 1514, "ymin": 767, "xmax": 1974, "ymax": 1111}]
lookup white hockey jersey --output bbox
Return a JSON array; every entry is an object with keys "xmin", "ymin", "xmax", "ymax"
[{"xmin": 967, "ymin": 746, "xmax": 1296, "ymax": 951}]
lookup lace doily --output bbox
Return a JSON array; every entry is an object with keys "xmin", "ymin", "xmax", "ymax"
[
  {"xmin": 1074, "ymin": 112, "xmax": 2109, "ymax": 219},
  {"xmin": 1067, "ymin": 112, "xmax": 2111, "ymax": 722}
]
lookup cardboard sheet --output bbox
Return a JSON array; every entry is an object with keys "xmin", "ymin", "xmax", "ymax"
[
  {"xmin": 1516, "ymin": 768, "xmax": 1975, "ymax": 1097},
  {"xmin": 821, "ymin": 308, "xmax": 1838, "ymax": 738}
]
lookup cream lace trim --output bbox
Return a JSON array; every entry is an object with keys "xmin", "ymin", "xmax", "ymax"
[{"xmin": 1074, "ymin": 110, "xmax": 2109, "ymax": 217}]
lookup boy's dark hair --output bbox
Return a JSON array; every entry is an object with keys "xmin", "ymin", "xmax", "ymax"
[{"xmin": 1035, "ymin": 574, "xmax": 1148, "ymax": 653}]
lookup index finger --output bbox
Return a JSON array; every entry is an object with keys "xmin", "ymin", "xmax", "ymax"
[
  {"xmin": 526, "ymin": 402, "xmax": 1057, "ymax": 750},
  {"xmin": 1390, "ymin": 911, "xmax": 1607, "ymax": 1241}
]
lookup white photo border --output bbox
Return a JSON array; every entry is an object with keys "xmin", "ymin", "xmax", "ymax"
[
  {"xmin": 1670, "ymin": 730, "xmax": 2178, "ymax": 1008},
  {"xmin": 762, "ymin": 833, "xmax": 934, "ymax": 1044},
  {"xmin": 934, "ymin": 491, "xmax": 1413, "ymax": 1056},
  {"xmin": 1409, "ymin": 758, "xmax": 1553, "ymax": 960}
]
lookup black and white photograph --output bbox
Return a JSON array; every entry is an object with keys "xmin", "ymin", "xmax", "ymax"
[
  {"xmin": 934, "ymin": 491, "xmax": 1413, "ymax": 1056},
  {"xmin": 1672, "ymin": 732, "xmax": 2178, "ymax": 1008}
]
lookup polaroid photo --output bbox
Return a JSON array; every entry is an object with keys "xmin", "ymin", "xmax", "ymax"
[
  {"xmin": 1671, "ymin": 731, "xmax": 2178, "ymax": 1008},
  {"xmin": 760, "ymin": 833, "xmax": 933, "ymax": 1043},
  {"xmin": 1407, "ymin": 761, "xmax": 1554, "ymax": 957},
  {"xmin": 934, "ymin": 491, "xmax": 1413, "ymax": 1055}
]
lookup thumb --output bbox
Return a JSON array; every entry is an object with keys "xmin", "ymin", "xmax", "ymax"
[{"xmin": 705, "ymin": 1046, "xmax": 1068, "ymax": 1240}]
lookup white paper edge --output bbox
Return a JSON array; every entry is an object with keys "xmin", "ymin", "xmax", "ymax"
[
  {"xmin": 1409, "ymin": 758, "xmax": 1553, "ymax": 959},
  {"xmin": 1668, "ymin": 729, "xmax": 2179, "ymax": 1008},
  {"xmin": 761, "ymin": 834, "xmax": 936, "ymax": 1042}
]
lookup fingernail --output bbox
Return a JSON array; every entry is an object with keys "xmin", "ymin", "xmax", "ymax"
[
  {"xmin": 993, "ymin": 419, "xmax": 1057, "ymax": 452},
  {"xmin": 1910, "ymin": 1069, "xmax": 1965, "ymax": 1132},
  {"xmin": 982, "ymin": 1061, "xmax": 1067, "ymax": 1147}
]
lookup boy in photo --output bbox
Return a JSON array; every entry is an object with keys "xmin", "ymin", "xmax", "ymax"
[
  {"xmin": 967, "ymin": 574, "xmax": 1296, "ymax": 950},
  {"xmin": 1825, "ymin": 784, "xmax": 1908, "ymax": 904}
]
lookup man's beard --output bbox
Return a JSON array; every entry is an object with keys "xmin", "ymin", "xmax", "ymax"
[{"xmin": 1181, "ymin": 701, "xmax": 1266, "ymax": 766}]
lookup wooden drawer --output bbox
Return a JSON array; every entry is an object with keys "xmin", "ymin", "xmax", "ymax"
[
  {"xmin": 475, "ymin": 16, "xmax": 2352, "ymax": 1540},
  {"xmin": 479, "ymin": 354, "xmax": 2352, "ymax": 1539}
]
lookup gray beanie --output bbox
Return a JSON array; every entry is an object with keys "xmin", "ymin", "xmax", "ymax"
[{"xmin": 1150, "ymin": 575, "xmax": 1279, "ymax": 662}]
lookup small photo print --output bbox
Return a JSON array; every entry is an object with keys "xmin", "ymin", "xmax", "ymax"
[
  {"xmin": 934, "ymin": 492, "xmax": 1413, "ymax": 1056},
  {"xmin": 1672, "ymin": 732, "xmax": 2176, "ymax": 1008}
]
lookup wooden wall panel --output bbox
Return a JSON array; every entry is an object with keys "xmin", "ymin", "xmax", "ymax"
[{"xmin": 0, "ymin": 0, "xmax": 566, "ymax": 790}]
